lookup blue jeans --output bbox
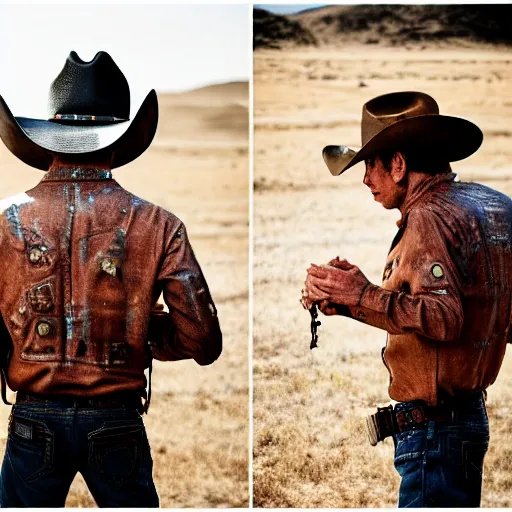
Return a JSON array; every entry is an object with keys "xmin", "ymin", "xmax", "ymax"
[
  {"xmin": 0, "ymin": 399, "xmax": 159, "ymax": 507},
  {"xmin": 394, "ymin": 393, "xmax": 489, "ymax": 508}
]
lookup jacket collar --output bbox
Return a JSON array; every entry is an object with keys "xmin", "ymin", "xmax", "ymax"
[
  {"xmin": 397, "ymin": 172, "xmax": 457, "ymax": 228},
  {"xmin": 42, "ymin": 167, "xmax": 113, "ymax": 182}
]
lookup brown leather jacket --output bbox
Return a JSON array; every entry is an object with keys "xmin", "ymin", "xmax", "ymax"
[
  {"xmin": 0, "ymin": 167, "xmax": 222, "ymax": 397},
  {"xmin": 349, "ymin": 173, "xmax": 512, "ymax": 406}
]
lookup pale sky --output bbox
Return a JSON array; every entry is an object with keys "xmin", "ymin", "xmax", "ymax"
[
  {"xmin": 255, "ymin": 4, "xmax": 325, "ymax": 14},
  {"xmin": 0, "ymin": 4, "xmax": 249, "ymax": 118}
]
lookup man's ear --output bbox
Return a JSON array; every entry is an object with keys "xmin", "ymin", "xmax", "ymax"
[{"xmin": 390, "ymin": 152, "xmax": 407, "ymax": 183}]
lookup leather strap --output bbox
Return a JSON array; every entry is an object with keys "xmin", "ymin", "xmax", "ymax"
[
  {"xmin": 142, "ymin": 357, "xmax": 152, "ymax": 414},
  {"xmin": 1, "ymin": 368, "xmax": 12, "ymax": 406}
]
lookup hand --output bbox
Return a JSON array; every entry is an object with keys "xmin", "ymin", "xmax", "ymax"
[
  {"xmin": 321, "ymin": 258, "xmax": 355, "ymax": 314},
  {"xmin": 305, "ymin": 260, "xmax": 371, "ymax": 307},
  {"xmin": 301, "ymin": 257, "xmax": 357, "ymax": 310}
]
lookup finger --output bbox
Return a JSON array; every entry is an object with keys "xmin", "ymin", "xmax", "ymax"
[
  {"xmin": 308, "ymin": 273, "xmax": 336, "ymax": 292},
  {"xmin": 318, "ymin": 299, "xmax": 331, "ymax": 312},
  {"xmin": 317, "ymin": 299, "xmax": 334, "ymax": 315},
  {"xmin": 307, "ymin": 266, "xmax": 329, "ymax": 279},
  {"xmin": 335, "ymin": 260, "xmax": 355, "ymax": 270},
  {"xmin": 300, "ymin": 296, "xmax": 311, "ymax": 310},
  {"xmin": 307, "ymin": 282, "xmax": 329, "ymax": 302}
]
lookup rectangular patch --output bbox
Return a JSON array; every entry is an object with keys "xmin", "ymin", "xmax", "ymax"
[{"xmin": 14, "ymin": 421, "xmax": 32, "ymax": 440}]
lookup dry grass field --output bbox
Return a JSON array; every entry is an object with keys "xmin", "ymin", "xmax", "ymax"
[
  {"xmin": 0, "ymin": 81, "xmax": 249, "ymax": 507},
  {"xmin": 253, "ymin": 43, "xmax": 512, "ymax": 507}
]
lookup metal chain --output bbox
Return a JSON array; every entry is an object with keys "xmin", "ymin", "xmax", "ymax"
[{"xmin": 309, "ymin": 303, "xmax": 321, "ymax": 350}]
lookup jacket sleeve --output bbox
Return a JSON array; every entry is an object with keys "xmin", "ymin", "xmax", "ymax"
[
  {"xmin": 348, "ymin": 208, "xmax": 464, "ymax": 342},
  {"xmin": 148, "ymin": 220, "xmax": 222, "ymax": 365}
]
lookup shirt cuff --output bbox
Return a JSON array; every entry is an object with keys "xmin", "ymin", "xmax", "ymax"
[{"xmin": 359, "ymin": 284, "xmax": 393, "ymax": 313}]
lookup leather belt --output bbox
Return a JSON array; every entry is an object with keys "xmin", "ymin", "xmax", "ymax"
[
  {"xmin": 366, "ymin": 391, "xmax": 485, "ymax": 445},
  {"xmin": 395, "ymin": 401, "xmax": 450, "ymax": 432},
  {"xmin": 16, "ymin": 390, "xmax": 143, "ymax": 410}
]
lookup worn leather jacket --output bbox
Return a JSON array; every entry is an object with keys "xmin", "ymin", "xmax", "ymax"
[
  {"xmin": 349, "ymin": 173, "xmax": 512, "ymax": 406},
  {"xmin": 0, "ymin": 167, "xmax": 222, "ymax": 397}
]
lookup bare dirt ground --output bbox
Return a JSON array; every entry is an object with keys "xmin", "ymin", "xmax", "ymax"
[
  {"xmin": 0, "ymin": 81, "xmax": 249, "ymax": 507},
  {"xmin": 253, "ymin": 45, "xmax": 512, "ymax": 507}
]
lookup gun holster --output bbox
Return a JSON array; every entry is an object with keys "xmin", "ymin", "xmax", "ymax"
[{"xmin": 365, "ymin": 404, "xmax": 398, "ymax": 446}]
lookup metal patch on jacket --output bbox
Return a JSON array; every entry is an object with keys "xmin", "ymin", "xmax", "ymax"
[
  {"xmin": 27, "ymin": 245, "xmax": 51, "ymax": 266},
  {"xmin": 431, "ymin": 264, "xmax": 444, "ymax": 279},
  {"xmin": 101, "ymin": 258, "xmax": 118, "ymax": 276},
  {"xmin": 98, "ymin": 229, "xmax": 126, "ymax": 277},
  {"xmin": 14, "ymin": 421, "xmax": 32, "ymax": 440},
  {"xmin": 28, "ymin": 283, "xmax": 54, "ymax": 312}
]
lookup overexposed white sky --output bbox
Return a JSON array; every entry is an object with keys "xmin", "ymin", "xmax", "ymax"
[{"xmin": 0, "ymin": 4, "xmax": 249, "ymax": 118}]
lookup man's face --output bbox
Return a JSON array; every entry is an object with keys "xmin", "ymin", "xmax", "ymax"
[{"xmin": 363, "ymin": 156, "xmax": 405, "ymax": 210}]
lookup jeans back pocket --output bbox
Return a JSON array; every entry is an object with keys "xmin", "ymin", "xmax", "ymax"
[
  {"xmin": 6, "ymin": 414, "xmax": 54, "ymax": 482},
  {"xmin": 88, "ymin": 419, "xmax": 143, "ymax": 488}
]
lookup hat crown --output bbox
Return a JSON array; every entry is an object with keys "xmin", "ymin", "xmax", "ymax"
[
  {"xmin": 48, "ymin": 51, "xmax": 130, "ymax": 121},
  {"xmin": 361, "ymin": 91, "xmax": 439, "ymax": 146}
]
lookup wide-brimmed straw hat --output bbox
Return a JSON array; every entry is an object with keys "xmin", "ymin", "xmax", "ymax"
[
  {"xmin": 0, "ymin": 51, "xmax": 158, "ymax": 171},
  {"xmin": 323, "ymin": 91, "xmax": 483, "ymax": 176}
]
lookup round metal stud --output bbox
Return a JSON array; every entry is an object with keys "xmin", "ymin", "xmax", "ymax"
[
  {"xmin": 36, "ymin": 321, "xmax": 52, "ymax": 337},
  {"xmin": 29, "ymin": 246, "xmax": 43, "ymax": 263},
  {"xmin": 101, "ymin": 258, "xmax": 117, "ymax": 276}
]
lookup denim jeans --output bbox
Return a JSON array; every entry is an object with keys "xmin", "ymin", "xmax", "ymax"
[
  {"xmin": 393, "ymin": 393, "xmax": 489, "ymax": 508},
  {"xmin": 0, "ymin": 399, "xmax": 159, "ymax": 507}
]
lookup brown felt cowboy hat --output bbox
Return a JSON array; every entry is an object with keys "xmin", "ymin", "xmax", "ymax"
[
  {"xmin": 0, "ymin": 51, "xmax": 158, "ymax": 171},
  {"xmin": 323, "ymin": 91, "xmax": 483, "ymax": 176}
]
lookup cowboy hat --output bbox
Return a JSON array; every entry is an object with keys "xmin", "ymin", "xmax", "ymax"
[
  {"xmin": 323, "ymin": 91, "xmax": 483, "ymax": 176},
  {"xmin": 0, "ymin": 51, "xmax": 158, "ymax": 171}
]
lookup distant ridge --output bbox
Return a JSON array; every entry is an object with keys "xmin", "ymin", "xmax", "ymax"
[
  {"xmin": 253, "ymin": 8, "xmax": 317, "ymax": 49},
  {"xmin": 254, "ymin": 5, "xmax": 512, "ymax": 49}
]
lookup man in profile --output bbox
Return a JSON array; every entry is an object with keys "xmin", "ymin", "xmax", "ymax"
[
  {"xmin": 303, "ymin": 91, "xmax": 512, "ymax": 507},
  {"xmin": 0, "ymin": 50, "xmax": 222, "ymax": 507}
]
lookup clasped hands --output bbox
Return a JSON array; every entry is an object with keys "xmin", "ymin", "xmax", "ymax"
[{"xmin": 301, "ymin": 257, "xmax": 370, "ymax": 315}]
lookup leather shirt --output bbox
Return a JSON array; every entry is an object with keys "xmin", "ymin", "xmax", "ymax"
[
  {"xmin": 349, "ymin": 173, "xmax": 512, "ymax": 406},
  {"xmin": 0, "ymin": 167, "xmax": 222, "ymax": 397}
]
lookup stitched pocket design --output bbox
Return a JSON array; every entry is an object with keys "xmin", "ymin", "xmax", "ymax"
[
  {"xmin": 88, "ymin": 420, "xmax": 143, "ymax": 489},
  {"xmin": 6, "ymin": 414, "xmax": 54, "ymax": 482}
]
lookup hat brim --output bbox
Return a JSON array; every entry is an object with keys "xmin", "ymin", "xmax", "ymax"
[
  {"xmin": 323, "ymin": 115, "xmax": 483, "ymax": 176},
  {"xmin": 0, "ymin": 89, "xmax": 158, "ymax": 171}
]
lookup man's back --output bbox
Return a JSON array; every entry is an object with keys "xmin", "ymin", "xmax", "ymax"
[
  {"xmin": 0, "ymin": 168, "xmax": 222, "ymax": 397},
  {"xmin": 376, "ymin": 177, "xmax": 512, "ymax": 404}
]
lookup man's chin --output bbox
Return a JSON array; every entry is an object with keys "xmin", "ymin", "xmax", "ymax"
[
  {"xmin": 373, "ymin": 194, "xmax": 386, "ymax": 206},
  {"xmin": 373, "ymin": 195, "xmax": 395, "ymax": 210}
]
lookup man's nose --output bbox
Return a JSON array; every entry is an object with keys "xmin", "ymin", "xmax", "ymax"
[{"xmin": 363, "ymin": 167, "xmax": 371, "ymax": 187}]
